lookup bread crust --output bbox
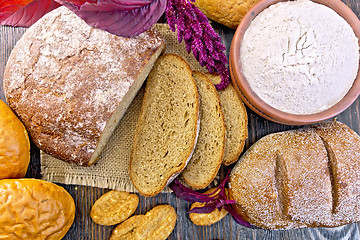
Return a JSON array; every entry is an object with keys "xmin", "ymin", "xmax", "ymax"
[
  {"xmin": 312, "ymin": 120, "xmax": 360, "ymax": 225},
  {"xmin": 129, "ymin": 54, "xmax": 200, "ymax": 197},
  {"xmin": 110, "ymin": 205, "xmax": 177, "ymax": 240},
  {"xmin": 3, "ymin": 7, "xmax": 165, "ymax": 166},
  {"xmin": 229, "ymin": 121, "xmax": 360, "ymax": 229},
  {"xmin": 205, "ymin": 73, "xmax": 248, "ymax": 165},
  {"xmin": 182, "ymin": 71, "xmax": 226, "ymax": 189},
  {"xmin": 194, "ymin": 0, "xmax": 261, "ymax": 29},
  {"xmin": 0, "ymin": 100, "xmax": 30, "ymax": 179},
  {"xmin": 189, "ymin": 188, "xmax": 228, "ymax": 225},
  {"xmin": 90, "ymin": 191, "xmax": 139, "ymax": 226},
  {"xmin": 0, "ymin": 179, "xmax": 75, "ymax": 239}
]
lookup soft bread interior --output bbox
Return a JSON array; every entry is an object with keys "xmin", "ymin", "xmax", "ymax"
[
  {"xmin": 181, "ymin": 71, "xmax": 225, "ymax": 189},
  {"xmin": 205, "ymin": 73, "xmax": 247, "ymax": 165},
  {"xmin": 130, "ymin": 54, "xmax": 200, "ymax": 196},
  {"xmin": 88, "ymin": 46, "xmax": 164, "ymax": 165}
]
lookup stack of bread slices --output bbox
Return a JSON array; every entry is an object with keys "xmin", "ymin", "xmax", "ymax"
[{"xmin": 129, "ymin": 54, "xmax": 248, "ymax": 196}]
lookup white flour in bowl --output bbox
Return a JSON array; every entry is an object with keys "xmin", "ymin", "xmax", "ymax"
[{"xmin": 240, "ymin": 0, "xmax": 359, "ymax": 115}]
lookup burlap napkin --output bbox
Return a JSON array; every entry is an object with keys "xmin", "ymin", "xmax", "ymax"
[{"xmin": 41, "ymin": 24, "xmax": 208, "ymax": 192}]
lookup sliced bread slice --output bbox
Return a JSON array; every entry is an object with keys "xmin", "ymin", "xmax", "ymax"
[
  {"xmin": 206, "ymin": 73, "xmax": 248, "ymax": 165},
  {"xmin": 181, "ymin": 71, "xmax": 226, "ymax": 189},
  {"xmin": 129, "ymin": 54, "xmax": 200, "ymax": 197}
]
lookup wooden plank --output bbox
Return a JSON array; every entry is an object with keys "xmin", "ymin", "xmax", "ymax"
[{"xmin": 0, "ymin": 26, "xmax": 27, "ymax": 102}]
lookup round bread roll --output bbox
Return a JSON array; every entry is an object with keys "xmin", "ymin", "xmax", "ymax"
[
  {"xmin": 0, "ymin": 178, "xmax": 75, "ymax": 239},
  {"xmin": 0, "ymin": 99, "xmax": 30, "ymax": 179},
  {"xmin": 229, "ymin": 120, "xmax": 360, "ymax": 229},
  {"xmin": 194, "ymin": 0, "xmax": 261, "ymax": 29}
]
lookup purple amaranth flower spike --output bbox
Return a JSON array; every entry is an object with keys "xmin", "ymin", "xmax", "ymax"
[{"xmin": 165, "ymin": 0, "xmax": 230, "ymax": 90}]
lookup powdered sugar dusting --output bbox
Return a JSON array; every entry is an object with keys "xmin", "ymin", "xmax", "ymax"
[{"xmin": 3, "ymin": 7, "xmax": 164, "ymax": 165}]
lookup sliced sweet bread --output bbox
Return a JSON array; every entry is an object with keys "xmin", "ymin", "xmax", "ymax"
[
  {"xmin": 181, "ymin": 71, "xmax": 226, "ymax": 189},
  {"xmin": 206, "ymin": 73, "xmax": 248, "ymax": 165},
  {"xmin": 129, "ymin": 54, "xmax": 200, "ymax": 197}
]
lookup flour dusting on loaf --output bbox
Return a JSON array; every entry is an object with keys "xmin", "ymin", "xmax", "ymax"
[
  {"xmin": 229, "ymin": 120, "xmax": 360, "ymax": 229},
  {"xmin": 313, "ymin": 121, "xmax": 360, "ymax": 224},
  {"xmin": 3, "ymin": 7, "xmax": 165, "ymax": 166}
]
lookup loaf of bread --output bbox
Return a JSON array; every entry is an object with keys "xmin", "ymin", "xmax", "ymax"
[
  {"xmin": 130, "ymin": 54, "xmax": 200, "ymax": 197},
  {"xmin": 0, "ymin": 179, "xmax": 75, "ymax": 239},
  {"xmin": 0, "ymin": 100, "xmax": 30, "ymax": 179},
  {"xmin": 206, "ymin": 73, "xmax": 248, "ymax": 165},
  {"xmin": 182, "ymin": 71, "xmax": 225, "ymax": 189},
  {"xmin": 228, "ymin": 120, "xmax": 360, "ymax": 229},
  {"xmin": 194, "ymin": 0, "xmax": 261, "ymax": 29},
  {"xmin": 3, "ymin": 7, "xmax": 165, "ymax": 166}
]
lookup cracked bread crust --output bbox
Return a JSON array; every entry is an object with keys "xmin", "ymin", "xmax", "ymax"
[
  {"xmin": 3, "ymin": 7, "xmax": 165, "ymax": 166},
  {"xmin": 229, "ymin": 121, "xmax": 360, "ymax": 229}
]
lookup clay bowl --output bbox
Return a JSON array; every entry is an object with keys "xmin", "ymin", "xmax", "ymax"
[{"xmin": 229, "ymin": 0, "xmax": 360, "ymax": 125}]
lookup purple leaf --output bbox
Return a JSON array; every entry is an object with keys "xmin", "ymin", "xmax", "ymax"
[
  {"xmin": 169, "ymin": 179, "xmax": 215, "ymax": 203},
  {"xmin": 0, "ymin": 0, "xmax": 60, "ymax": 27},
  {"xmin": 224, "ymin": 204, "xmax": 252, "ymax": 227},
  {"xmin": 57, "ymin": 0, "xmax": 167, "ymax": 37},
  {"xmin": 169, "ymin": 170, "xmax": 252, "ymax": 227},
  {"xmin": 189, "ymin": 204, "xmax": 217, "ymax": 214},
  {"xmin": 73, "ymin": 0, "xmax": 153, "ymax": 11}
]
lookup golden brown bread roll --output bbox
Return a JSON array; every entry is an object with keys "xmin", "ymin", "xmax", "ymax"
[
  {"xmin": 0, "ymin": 99, "xmax": 30, "ymax": 179},
  {"xmin": 194, "ymin": 0, "xmax": 261, "ymax": 29},
  {"xmin": 228, "ymin": 120, "xmax": 360, "ymax": 229},
  {"xmin": 0, "ymin": 179, "xmax": 75, "ymax": 239}
]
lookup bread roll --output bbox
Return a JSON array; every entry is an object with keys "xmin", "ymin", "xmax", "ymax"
[
  {"xmin": 194, "ymin": 0, "xmax": 261, "ymax": 29},
  {"xmin": 3, "ymin": 7, "xmax": 165, "ymax": 166},
  {"xmin": 312, "ymin": 121, "xmax": 360, "ymax": 224},
  {"xmin": 0, "ymin": 100, "xmax": 30, "ymax": 179},
  {"xmin": 228, "ymin": 120, "xmax": 360, "ymax": 229},
  {"xmin": 0, "ymin": 179, "xmax": 75, "ymax": 239}
]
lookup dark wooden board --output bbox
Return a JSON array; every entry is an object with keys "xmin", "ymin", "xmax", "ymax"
[{"xmin": 1, "ymin": 1, "xmax": 360, "ymax": 239}]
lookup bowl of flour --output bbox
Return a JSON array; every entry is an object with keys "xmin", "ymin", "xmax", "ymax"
[{"xmin": 230, "ymin": 0, "xmax": 360, "ymax": 125}]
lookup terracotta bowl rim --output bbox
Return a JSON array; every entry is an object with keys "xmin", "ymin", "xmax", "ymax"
[{"xmin": 229, "ymin": 0, "xmax": 360, "ymax": 125}]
